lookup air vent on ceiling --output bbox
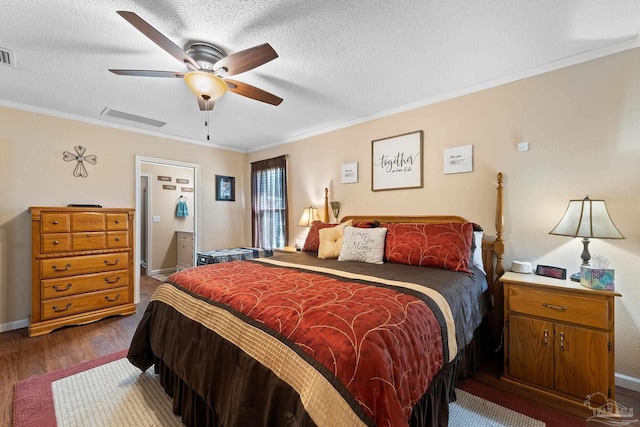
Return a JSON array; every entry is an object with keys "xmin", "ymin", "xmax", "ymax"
[
  {"xmin": 0, "ymin": 47, "xmax": 15, "ymax": 67},
  {"xmin": 100, "ymin": 108, "xmax": 166, "ymax": 128}
]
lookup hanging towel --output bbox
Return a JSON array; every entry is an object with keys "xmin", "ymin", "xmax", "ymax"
[{"xmin": 176, "ymin": 198, "xmax": 189, "ymax": 217}]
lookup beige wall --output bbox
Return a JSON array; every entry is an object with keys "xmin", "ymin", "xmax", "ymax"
[
  {"xmin": 248, "ymin": 49, "xmax": 640, "ymax": 382},
  {"xmin": 0, "ymin": 108, "xmax": 247, "ymax": 330}
]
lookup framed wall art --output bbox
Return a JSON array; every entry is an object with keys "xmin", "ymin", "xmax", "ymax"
[
  {"xmin": 443, "ymin": 144, "xmax": 473, "ymax": 174},
  {"xmin": 371, "ymin": 130, "xmax": 423, "ymax": 191},
  {"xmin": 215, "ymin": 175, "xmax": 235, "ymax": 201},
  {"xmin": 341, "ymin": 162, "xmax": 358, "ymax": 184}
]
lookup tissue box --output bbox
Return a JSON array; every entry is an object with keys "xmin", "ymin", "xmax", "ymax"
[{"xmin": 580, "ymin": 267, "xmax": 615, "ymax": 291}]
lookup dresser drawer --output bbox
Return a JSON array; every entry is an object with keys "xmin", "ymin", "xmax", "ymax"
[
  {"xmin": 106, "ymin": 231, "xmax": 128, "ymax": 248},
  {"xmin": 507, "ymin": 284, "xmax": 609, "ymax": 329},
  {"xmin": 41, "ymin": 252, "xmax": 129, "ymax": 279},
  {"xmin": 41, "ymin": 233, "xmax": 71, "ymax": 253},
  {"xmin": 72, "ymin": 232, "xmax": 106, "ymax": 251},
  {"xmin": 41, "ymin": 287, "xmax": 129, "ymax": 320},
  {"xmin": 41, "ymin": 213, "xmax": 70, "ymax": 232},
  {"xmin": 71, "ymin": 212, "xmax": 105, "ymax": 231},
  {"xmin": 41, "ymin": 269, "xmax": 129, "ymax": 299},
  {"xmin": 106, "ymin": 213, "xmax": 128, "ymax": 230}
]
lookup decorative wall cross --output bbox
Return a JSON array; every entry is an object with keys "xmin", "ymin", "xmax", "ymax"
[{"xmin": 63, "ymin": 145, "xmax": 97, "ymax": 178}]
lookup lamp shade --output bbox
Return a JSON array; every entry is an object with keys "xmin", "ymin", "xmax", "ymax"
[
  {"xmin": 184, "ymin": 71, "xmax": 227, "ymax": 101},
  {"xmin": 298, "ymin": 207, "xmax": 320, "ymax": 227},
  {"xmin": 549, "ymin": 197, "xmax": 624, "ymax": 239}
]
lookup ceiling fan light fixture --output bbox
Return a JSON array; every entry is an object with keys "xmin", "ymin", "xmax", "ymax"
[{"xmin": 184, "ymin": 71, "xmax": 227, "ymax": 101}]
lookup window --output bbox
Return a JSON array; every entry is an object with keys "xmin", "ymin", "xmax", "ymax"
[{"xmin": 251, "ymin": 155, "xmax": 288, "ymax": 249}]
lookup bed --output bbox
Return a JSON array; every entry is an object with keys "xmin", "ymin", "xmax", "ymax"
[{"xmin": 128, "ymin": 173, "xmax": 506, "ymax": 427}]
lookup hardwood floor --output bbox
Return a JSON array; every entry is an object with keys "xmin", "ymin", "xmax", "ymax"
[
  {"xmin": 2, "ymin": 275, "xmax": 639, "ymax": 426},
  {"xmin": 0, "ymin": 275, "xmax": 160, "ymax": 426}
]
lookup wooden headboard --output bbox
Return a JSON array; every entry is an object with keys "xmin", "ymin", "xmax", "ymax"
[{"xmin": 333, "ymin": 172, "xmax": 506, "ymax": 342}]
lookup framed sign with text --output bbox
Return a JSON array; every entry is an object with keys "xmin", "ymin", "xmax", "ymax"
[{"xmin": 371, "ymin": 130, "xmax": 423, "ymax": 191}]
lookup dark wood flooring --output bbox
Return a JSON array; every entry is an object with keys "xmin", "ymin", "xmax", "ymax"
[
  {"xmin": 1, "ymin": 275, "xmax": 639, "ymax": 426},
  {"xmin": 0, "ymin": 275, "xmax": 160, "ymax": 426}
]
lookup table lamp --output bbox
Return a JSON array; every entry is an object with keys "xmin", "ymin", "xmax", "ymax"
[{"xmin": 549, "ymin": 196, "xmax": 624, "ymax": 281}]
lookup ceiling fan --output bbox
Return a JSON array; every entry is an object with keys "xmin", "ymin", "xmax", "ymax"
[{"xmin": 109, "ymin": 11, "xmax": 283, "ymax": 111}]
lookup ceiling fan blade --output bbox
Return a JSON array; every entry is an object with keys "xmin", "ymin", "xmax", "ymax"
[
  {"xmin": 214, "ymin": 43, "xmax": 278, "ymax": 76},
  {"xmin": 226, "ymin": 79, "xmax": 283, "ymax": 106},
  {"xmin": 109, "ymin": 69, "xmax": 185, "ymax": 78},
  {"xmin": 116, "ymin": 11, "xmax": 199, "ymax": 70},
  {"xmin": 197, "ymin": 97, "xmax": 215, "ymax": 111}
]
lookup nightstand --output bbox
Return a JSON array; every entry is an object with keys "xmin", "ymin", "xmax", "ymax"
[{"xmin": 500, "ymin": 271, "xmax": 621, "ymax": 416}]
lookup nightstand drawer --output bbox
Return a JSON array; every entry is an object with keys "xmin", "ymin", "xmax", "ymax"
[{"xmin": 507, "ymin": 284, "xmax": 609, "ymax": 329}]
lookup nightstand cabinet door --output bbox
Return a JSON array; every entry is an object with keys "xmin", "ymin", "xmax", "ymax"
[
  {"xmin": 508, "ymin": 314, "xmax": 554, "ymax": 389},
  {"xmin": 554, "ymin": 323, "xmax": 609, "ymax": 401}
]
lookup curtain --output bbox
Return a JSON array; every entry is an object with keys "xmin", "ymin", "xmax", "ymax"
[{"xmin": 251, "ymin": 155, "xmax": 288, "ymax": 249}]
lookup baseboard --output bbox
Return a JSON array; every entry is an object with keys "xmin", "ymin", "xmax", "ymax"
[
  {"xmin": 616, "ymin": 373, "xmax": 640, "ymax": 393},
  {"xmin": 148, "ymin": 267, "xmax": 177, "ymax": 276},
  {"xmin": 0, "ymin": 318, "xmax": 29, "ymax": 333}
]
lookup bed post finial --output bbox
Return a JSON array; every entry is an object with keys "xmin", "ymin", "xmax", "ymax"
[
  {"xmin": 324, "ymin": 187, "xmax": 330, "ymax": 223},
  {"xmin": 495, "ymin": 172, "xmax": 504, "ymax": 278}
]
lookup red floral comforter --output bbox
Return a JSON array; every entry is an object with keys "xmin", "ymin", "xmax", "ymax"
[{"xmin": 168, "ymin": 259, "xmax": 448, "ymax": 426}]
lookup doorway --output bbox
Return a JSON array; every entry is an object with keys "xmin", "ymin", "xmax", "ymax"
[{"xmin": 134, "ymin": 156, "xmax": 200, "ymax": 303}]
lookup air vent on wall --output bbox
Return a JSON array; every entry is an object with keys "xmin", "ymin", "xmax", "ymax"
[
  {"xmin": 100, "ymin": 108, "xmax": 166, "ymax": 128},
  {"xmin": 0, "ymin": 47, "xmax": 15, "ymax": 67}
]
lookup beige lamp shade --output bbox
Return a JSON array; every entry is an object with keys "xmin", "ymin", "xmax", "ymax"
[
  {"xmin": 184, "ymin": 71, "xmax": 227, "ymax": 101},
  {"xmin": 549, "ymin": 197, "xmax": 624, "ymax": 239},
  {"xmin": 298, "ymin": 207, "xmax": 320, "ymax": 227}
]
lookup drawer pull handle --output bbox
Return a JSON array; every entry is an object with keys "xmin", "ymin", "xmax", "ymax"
[
  {"xmin": 53, "ymin": 220, "xmax": 59, "ymax": 225},
  {"xmin": 115, "ymin": 220, "xmax": 120, "ymax": 224},
  {"xmin": 543, "ymin": 328, "xmax": 548, "ymax": 347},
  {"xmin": 542, "ymin": 303, "xmax": 566, "ymax": 311},
  {"xmin": 53, "ymin": 240, "xmax": 59, "ymax": 245},
  {"xmin": 104, "ymin": 259, "xmax": 120, "ymax": 266},
  {"xmin": 115, "ymin": 237, "xmax": 120, "ymax": 241},
  {"xmin": 560, "ymin": 332, "xmax": 565, "ymax": 351},
  {"xmin": 52, "ymin": 263, "xmax": 71, "ymax": 272},
  {"xmin": 53, "ymin": 283, "xmax": 72, "ymax": 292},
  {"xmin": 105, "ymin": 294, "xmax": 121, "ymax": 302},
  {"xmin": 105, "ymin": 276, "xmax": 121, "ymax": 284},
  {"xmin": 52, "ymin": 303, "xmax": 72, "ymax": 312}
]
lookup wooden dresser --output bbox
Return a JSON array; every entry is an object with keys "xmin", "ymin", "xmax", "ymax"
[
  {"xmin": 500, "ymin": 271, "xmax": 620, "ymax": 416},
  {"xmin": 29, "ymin": 206, "xmax": 136, "ymax": 337}
]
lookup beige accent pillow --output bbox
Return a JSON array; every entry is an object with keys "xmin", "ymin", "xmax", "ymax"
[{"xmin": 318, "ymin": 220, "xmax": 353, "ymax": 259}]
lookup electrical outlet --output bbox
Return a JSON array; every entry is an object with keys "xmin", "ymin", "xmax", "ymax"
[{"xmin": 517, "ymin": 141, "xmax": 529, "ymax": 152}]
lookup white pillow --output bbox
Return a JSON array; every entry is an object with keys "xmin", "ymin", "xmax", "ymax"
[
  {"xmin": 338, "ymin": 226, "xmax": 387, "ymax": 264},
  {"xmin": 473, "ymin": 231, "xmax": 486, "ymax": 274}
]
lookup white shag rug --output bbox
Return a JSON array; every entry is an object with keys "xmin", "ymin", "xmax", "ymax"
[
  {"xmin": 450, "ymin": 389, "xmax": 545, "ymax": 427},
  {"xmin": 51, "ymin": 358, "xmax": 544, "ymax": 427}
]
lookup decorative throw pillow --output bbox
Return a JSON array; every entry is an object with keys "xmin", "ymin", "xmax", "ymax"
[
  {"xmin": 384, "ymin": 222, "xmax": 474, "ymax": 273},
  {"xmin": 318, "ymin": 220, "xmax": 353, "ymax": 259},
  {"xmin": 338, "ymin": 226, "xmax": 387, "ymax": 264},
  {"xmin": 302, "ymin": 221, "xmax": 337, "ymax": 252}
]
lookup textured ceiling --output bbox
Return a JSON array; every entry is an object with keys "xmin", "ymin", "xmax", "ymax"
[{"xmin": 2, "ymin": 1, "xmax": 640, "ymax": 152}]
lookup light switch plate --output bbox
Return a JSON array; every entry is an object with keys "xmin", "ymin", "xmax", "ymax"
[
  {"xmin": 152, "ymin": 216, "xmax": 160, "ymax": 223},
  {"xmin": 517, "ymin": 141, "xmax": 529, "ymax": 152}
]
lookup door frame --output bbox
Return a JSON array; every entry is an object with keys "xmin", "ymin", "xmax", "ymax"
[
  {"xmin": 134, "ymin": 155, "xmax": 200, "ymax": 303},
  {"xmin": 139, "ymin": 173, "xmax": 151, "ymax": 270}
]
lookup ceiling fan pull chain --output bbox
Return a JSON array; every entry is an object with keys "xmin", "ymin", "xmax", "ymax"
[{"xmin": 206, "ymin": 108, "xmax": 211, "ymax": 141}]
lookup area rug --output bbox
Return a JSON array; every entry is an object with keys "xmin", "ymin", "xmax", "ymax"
[{"xmin": 14, "ymin": 352, "xmax": 545, "ymax": 427}]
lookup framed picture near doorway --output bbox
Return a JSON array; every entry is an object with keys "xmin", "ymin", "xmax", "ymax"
[{"xmin": 215, "ymin": 175, "xmax": 235, "ymax": 201}]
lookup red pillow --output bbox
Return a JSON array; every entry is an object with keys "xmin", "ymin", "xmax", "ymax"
[
  {"xmin": 384, "ymin": 222, "xmax": 474, "ymax": 273},
  {"xmin": 302, "ymin": 221, "xmax": 338, "ymax": 251}
]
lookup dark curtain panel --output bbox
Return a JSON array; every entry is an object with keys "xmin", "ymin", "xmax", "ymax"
[{"xmin": 251, "ymin": 155, "xmax": 288, "ymax": 249}]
